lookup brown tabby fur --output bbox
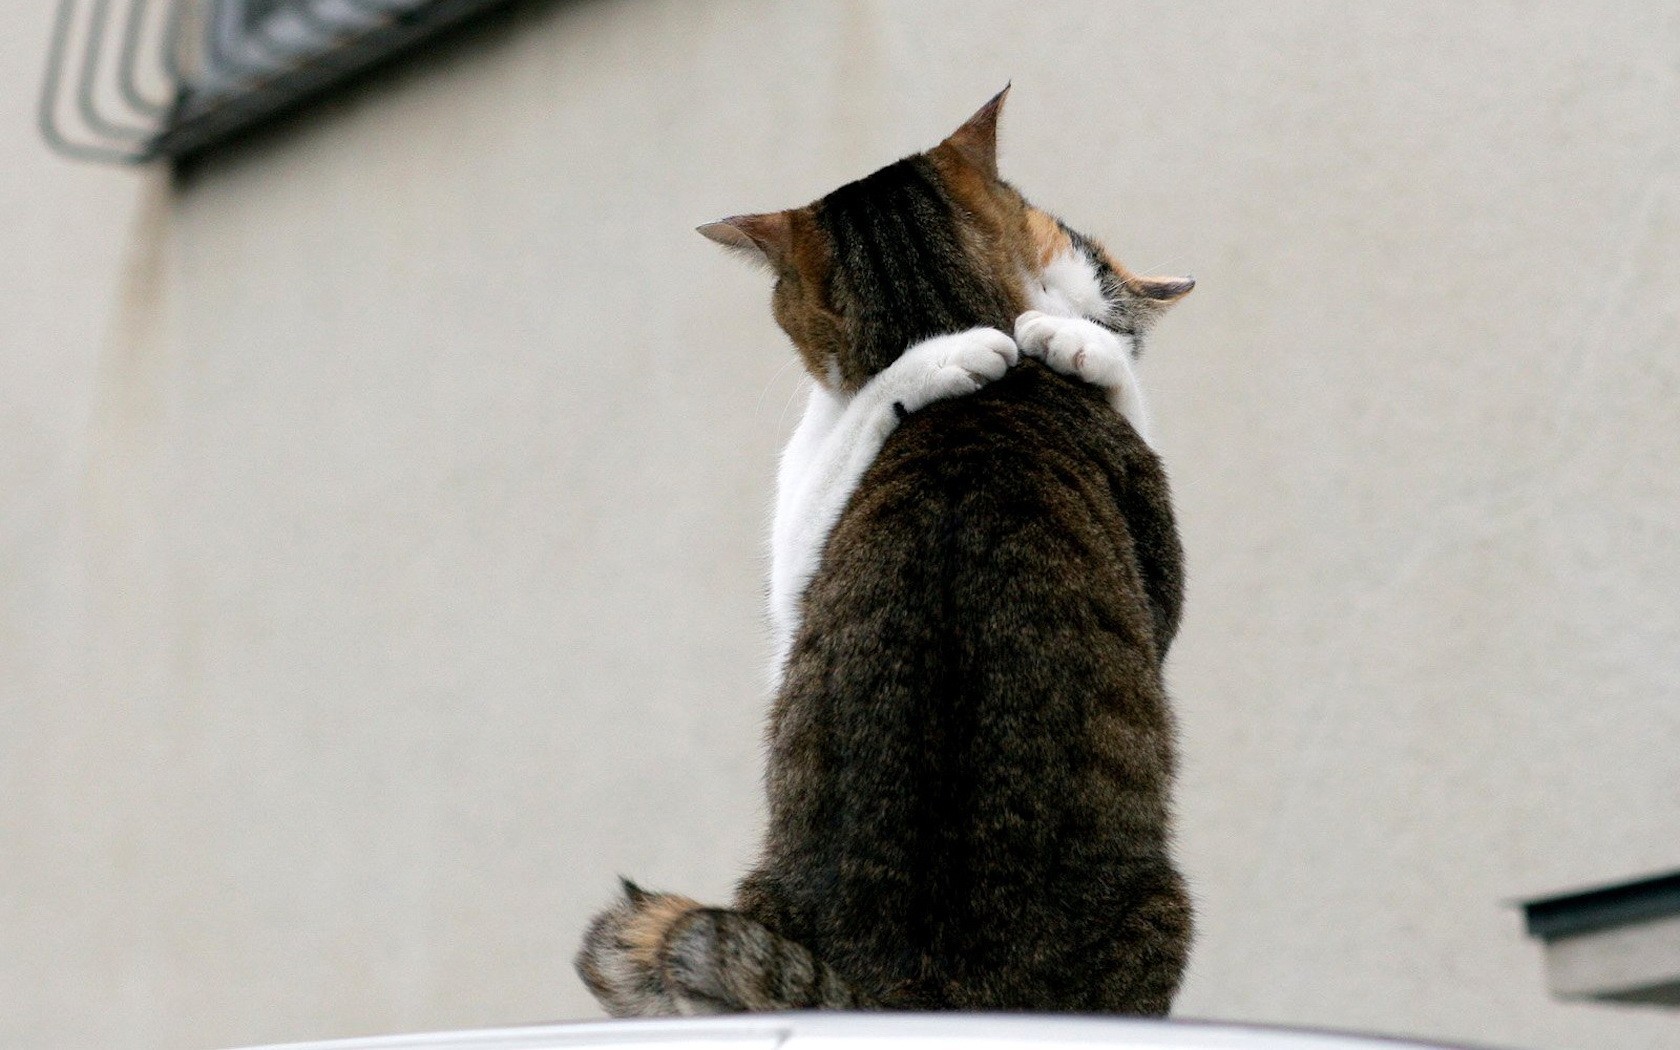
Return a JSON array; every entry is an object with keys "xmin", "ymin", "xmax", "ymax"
[{"xmin": 577, "ymin": 88, "xmax": 1193, "ymax": 1017}]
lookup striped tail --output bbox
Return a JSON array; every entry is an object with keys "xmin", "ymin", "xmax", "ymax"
[{"xmin": 575, "ymin": 879, "xmax": 873, "ymax": 1016}]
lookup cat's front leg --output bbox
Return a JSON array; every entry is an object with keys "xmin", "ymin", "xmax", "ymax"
[
  {"xmin": 1014, "ymin": 310, "xmax": 1151, "ymax": 444},
  {"xmin": 870, "ymin": 326, "xmax": 1020, "ymax": 420},
  {"xmin": 768, "ymin": 327, "xmax": 1017, "ymax": 683}
]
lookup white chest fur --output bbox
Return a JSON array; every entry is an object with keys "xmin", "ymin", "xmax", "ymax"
[
  {"xmin": 765, "ymin": 245, "xmax": 1150, "ymax": 687},
  {"xmin": 764, "ymin": 328, "xmax": 1016, "ymax": 686}
]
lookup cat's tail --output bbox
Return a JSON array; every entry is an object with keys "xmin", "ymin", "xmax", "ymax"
[{"xmin": 575, "ymin": 879, "xmax": 873, "ymax": 1016}]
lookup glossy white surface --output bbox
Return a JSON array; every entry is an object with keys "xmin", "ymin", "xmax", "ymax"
[{"xmin": 229, "ymin": 1016, "xmax": 1471, "ymax": 1050}]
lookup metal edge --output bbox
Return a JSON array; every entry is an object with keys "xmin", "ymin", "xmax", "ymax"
[{"xmin": 1522, "ymin": 870, "xmax": 1680, "ymax": 941}]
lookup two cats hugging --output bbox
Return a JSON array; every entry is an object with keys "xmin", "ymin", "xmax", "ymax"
[{"xmin": 577, "ymin": 88, "xmax": 1196, "ymax": 1019}]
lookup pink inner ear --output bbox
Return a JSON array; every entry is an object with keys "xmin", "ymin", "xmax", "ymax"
[
  {"xmin": 1138, "ymin": 276, "xmax": 1196, "ymax": 301},
  {"xmin": 698, "ymin": 211, "xmax": 794, "ymax": 266},
  {"xmin": 697, "ymin": 221, "xmax": 759, "ymax": 252}
]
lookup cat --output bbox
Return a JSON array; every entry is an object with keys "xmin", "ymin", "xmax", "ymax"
[{"xmin": 576, "ymin": 87, "xmax": 1195, "ymax": 1017}]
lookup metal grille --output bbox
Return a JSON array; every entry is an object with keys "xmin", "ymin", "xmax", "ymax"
[{"xmin": 40, "ymin": 0, "xmax": 514, "ymax": 162}]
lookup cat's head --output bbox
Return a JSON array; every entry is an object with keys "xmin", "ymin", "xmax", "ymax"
[{"xmin": 699, "ymin": 88, "xmax": 1193, "ymax": 392}]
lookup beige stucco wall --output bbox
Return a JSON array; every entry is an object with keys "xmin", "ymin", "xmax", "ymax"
[{"xmin": 5, "ymin": 2, "xmax": 1678, "ymax": 1048}]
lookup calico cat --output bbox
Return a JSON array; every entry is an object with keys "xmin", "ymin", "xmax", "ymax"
[{"xmin": 576, "ymin": 88, "xmax": 1195, "ymax": 1016}]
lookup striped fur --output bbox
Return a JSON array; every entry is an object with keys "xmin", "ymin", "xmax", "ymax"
[{"xmin": 578, "ymin": 89, "xmax": 1195, "ymax": 1017}]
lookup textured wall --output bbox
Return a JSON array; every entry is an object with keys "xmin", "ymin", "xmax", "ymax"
[{"xmin": 4, "ymin": 2, "xmax": 1678, "ymax": 1048}]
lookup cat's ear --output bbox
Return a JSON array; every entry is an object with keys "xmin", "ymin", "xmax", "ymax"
[
  {"xmin": 1132, "ymin": 275, "xmax": 1196, "ymax": 302},
  {"xmin": 697, "ymin": 211, "xmax": 794, "ymax": 270},
  {"xmin": 1127, "ymin": 274, "xmax": 1196, "ymax": 326},
  {"xmin": 936, "ymin": 85, "xmax": 1009, "ymax": 180}
]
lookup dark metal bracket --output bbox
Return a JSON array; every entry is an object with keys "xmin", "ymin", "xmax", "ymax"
[
  {"xmin": 40, "ymin": 0, "xmax": 515, "ymax": 163},
  {"xmin": 1523, "ymin": 870, "xmax": 1680, "ymax": 941}
]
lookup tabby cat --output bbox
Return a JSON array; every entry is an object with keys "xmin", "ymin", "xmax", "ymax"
[{"xmin": 575, "ymin": 88, "xmax": 1195, "ymax": 1016}]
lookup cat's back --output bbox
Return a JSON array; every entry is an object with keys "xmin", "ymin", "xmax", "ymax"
[
  {"xmin": 816, "ymin": 359, "xmax": 1180, "ymax": 663},
  {"xmin": 755, "ymin": 361, "xmax": 1186, "ymax": 1010}
]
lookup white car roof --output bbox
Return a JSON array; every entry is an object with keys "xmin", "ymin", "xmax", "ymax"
[{"xmin": 229, "ymin": 1014, "xmax": 1492, "ymax": 1050}]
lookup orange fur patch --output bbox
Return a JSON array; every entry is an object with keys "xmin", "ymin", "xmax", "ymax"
[
  {"xmin": 622, "ymin": 892, "xmax": 703, "ymax": 969},
  {"xmin": 1026, "ymin": 208, "xmax": 1073, "ymax": 268},
  {"xmin": 925, "ymin": 146, "xmax": 1037, "ymax": 311}
]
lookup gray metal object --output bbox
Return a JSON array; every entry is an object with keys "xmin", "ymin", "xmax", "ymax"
[
  {"xmin": 1522, "ymin": 871, "xmax": 1680, "ymax": 1006},
  {"xmin": 39, "ymin": 0, "xmax": 514, "ymax": 162},
  {"xmin": 38, "ymin": 0, "xmax": 181, "ymax": 161},
  {"xmin": 223, "ymin": 1015, "xmax": 1496, "ymax": 1050}
]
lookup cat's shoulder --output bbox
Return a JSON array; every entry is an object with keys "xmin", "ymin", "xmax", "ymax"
[{"xmin": 886, "ymin": 361, "xmax": 1142, "ymax": 472}]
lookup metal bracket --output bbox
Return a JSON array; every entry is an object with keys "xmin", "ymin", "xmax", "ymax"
[
  {"xmin": 41, "ymin": 0, "xmax": 514, "ymax": 163},
  {"xmin": 38, "ymin": 0, "xmax": 183, "ymax": 162}
]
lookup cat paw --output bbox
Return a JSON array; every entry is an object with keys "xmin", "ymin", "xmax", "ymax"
[
  {"xmin": 1014, "ymin": 310, "xmax": 1135, "ymax": 389},
  {"xmin": 884, "ymin": 326, "xmax": 1019, "ymax": 416},
  {"xmin": 574, "ymin": 880, "xmax": 705, "ymax": 1017}
]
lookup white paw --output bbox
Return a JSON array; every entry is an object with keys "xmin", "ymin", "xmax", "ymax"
[
  {"xmin": 1015, "ymin": 310, "xmax": 1152, "ymax": 443},
  {"xmin": 885, "ymin": 327, "xmax": 1019, "ymax": 416},
  {"xmin": 1014, "ymin": 311, "xmax": 1135, "ymax": 388}
]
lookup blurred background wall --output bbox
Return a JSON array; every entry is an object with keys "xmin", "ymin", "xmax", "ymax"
[{"xmin": 4, "ymin": 2, "xmax": 1678, "ymax": 1048}]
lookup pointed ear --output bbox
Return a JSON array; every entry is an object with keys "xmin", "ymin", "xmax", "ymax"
[
  {"xmin": 697, "ymin": 212, "xmax": 794, "ymax": 269},
  {"xmin": 937, "ymin": 84, "xmax": 1010, "ymax": 180},
  {"xmin": 1132, "ymin": 275, "xmax": 1196, "ymax": 303},
  {"xmin": 1127, "ymin": 274, "xmax": 1195, "ymax": 329}
]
